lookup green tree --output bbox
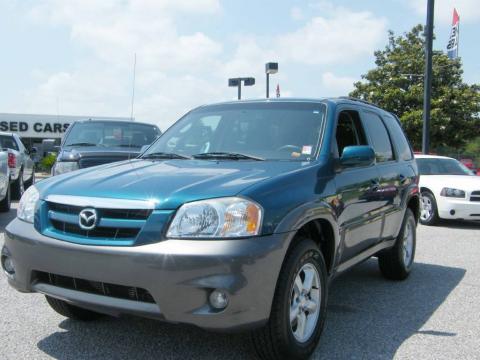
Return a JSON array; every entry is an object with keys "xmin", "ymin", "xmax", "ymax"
[{"xmin": 350, "ymin": 24, "xmax": 480, "ymax": 151}]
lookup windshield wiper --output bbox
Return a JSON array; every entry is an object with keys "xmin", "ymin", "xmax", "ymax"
[
  {"xmin": 65, "ymin": 142, "xmax": 98, "ymax": 147},
  {"xmin": 118, "ymin": 144, "xmax": 142, "ymax": 148},
  {"xmin": 192, "ymin": 152, "xmax": 264, "ymax": 161},
  {"xmin": 142, "ymin": 152, "xmax": 192, "ymax": 160}
]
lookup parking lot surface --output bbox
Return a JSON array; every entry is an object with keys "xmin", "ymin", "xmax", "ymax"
[{"xmin": 1, "ymin": 202, "xmax": 479, "ymax": 360}]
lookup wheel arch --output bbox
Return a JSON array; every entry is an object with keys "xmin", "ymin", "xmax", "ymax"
[{"xmin": 274, "ymin": 201, "xmax": 340, "ymax": 276}]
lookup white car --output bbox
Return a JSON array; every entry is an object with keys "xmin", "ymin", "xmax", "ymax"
[{"xmin": 416, "ymin": 154, "xmax": 480, "ymax": 225}]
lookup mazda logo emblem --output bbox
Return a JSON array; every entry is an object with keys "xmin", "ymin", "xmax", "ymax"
[{"xmin": 79, "ymin": 208, "xmax": 98, "ymax": 230}]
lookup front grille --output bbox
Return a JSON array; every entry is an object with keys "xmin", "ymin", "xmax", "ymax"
[
  {"xmin": 79, "ymin": 157, "xmax": 131, "ymax": 169},
  {"xmin": 49, "ymin": 202, "xmax": 151, "ymax": 220},
  {"xmin": 471, "ymin": 191, "xmax": 480, "ymax": 202},
  {"xmin": 45, "ymin": 201, "xmax": 151, "ymax": 242},
  {"xmin": 50, "ymin": 219, "xmax": 139, "ymax": 239},
  {"xmin": 33, "ymin": 271, "xmax": 155, "ymax": 303}
]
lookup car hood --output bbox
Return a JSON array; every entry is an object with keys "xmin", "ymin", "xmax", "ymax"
[
  {"xmin": 419, "ymin": 175, "xmax": 480, "ymax": 192},
  {"xmin": 38, "ymin": 159, "xmax": 313, "ymax": 210}
]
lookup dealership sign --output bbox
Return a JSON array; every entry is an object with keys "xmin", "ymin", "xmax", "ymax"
[
  {"xmin": 0, "ymin": 113, "xmax": 132, "ymax": 139},
  {"xmin": 0, "ymin": 120, "xmax": 70, "ymax": 137}
]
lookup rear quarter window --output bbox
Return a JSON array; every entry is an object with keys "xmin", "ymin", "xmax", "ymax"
[{"xmin": 382, "ymin": 114, "xmax": 413, "ymax": 161}]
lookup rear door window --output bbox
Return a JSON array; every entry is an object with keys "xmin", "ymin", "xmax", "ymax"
[{"xmin": 362, "ymin": 111, "xmax": 394, "ymax": 162}]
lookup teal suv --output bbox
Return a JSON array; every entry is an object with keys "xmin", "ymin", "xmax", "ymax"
[{"xmin": 2, "ymin": 98, "xmax": 419, "ymax": 360}]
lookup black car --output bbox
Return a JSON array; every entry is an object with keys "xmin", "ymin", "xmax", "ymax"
[{"xmin": 52, "ymin": 120, "xmax": 160, "ymax": 175}]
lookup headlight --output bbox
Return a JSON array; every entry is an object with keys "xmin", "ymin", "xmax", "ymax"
[
  {"xmin": 167, "ymin": 197, "xmax": 263, "ymax": 238},
  {"xmin": 53, "ymin": 161, "xmax": 79, "ymax": 176},
  {"xmin": 17, "ymin": 186, "xmax": 39, "ymax": 223},
  {"xmin": 440, "ymin": 187, "xmax": 465, "ymax": 198}
]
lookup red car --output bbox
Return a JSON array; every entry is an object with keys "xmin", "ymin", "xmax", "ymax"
[{"xmin": 459, "ymin": 158, "xmax": 479, "ymax": 175}]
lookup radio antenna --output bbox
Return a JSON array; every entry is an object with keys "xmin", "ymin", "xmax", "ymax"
[{"xmin": 130, "ymin": 53, "xmax": 136, "ymax": 121}]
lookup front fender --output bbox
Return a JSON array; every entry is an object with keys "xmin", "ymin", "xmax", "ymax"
[{"xmin": 274, "ymin": 200, "xmax": 340, "ymax": 273}]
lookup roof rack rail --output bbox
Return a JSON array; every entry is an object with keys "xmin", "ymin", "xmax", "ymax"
[{"xmin": 338, "ymin": 96, "xmax": 382, "ymax": 110}]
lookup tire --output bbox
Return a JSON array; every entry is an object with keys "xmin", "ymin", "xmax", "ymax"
[
  {"xmin": 419, "ymin": 191, "xmax": 438, "ymax": 225},
  {"xmin": 378, "ymin": 208, "xmax": 416, "ymax": 280},
  {"xmin": 11, "ymin": 169, "xmax": 25, "ymax": 200},
  {"xmin": 251, "ymin": 238, "xmax": 328, "ymax": 360},
  {"xmin": 0, "ymin": 183, "xmax": 11, "ymax": 212},
  {"xmin": 45, "ymin": 296, "xmax": 104, "ymax": 321},
  {"xmin": 25, "ymin": 167, "xmax": 35, "ymax": 189}
]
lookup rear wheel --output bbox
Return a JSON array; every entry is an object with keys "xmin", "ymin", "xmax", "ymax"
[
  {"xmin": 45, "ymin": 296, "xmax": 104, "ymax": 321},
  {"xmin": 420, "ymin": 191, "xmax": 438, "ymax": 225},
  {"xmin": 251, "ymin": 238, "xmax": 327, "ymax": 360},
  {"xmin": 11, "ymin": 169, "xmax": 25, "ymax": 200},
  {"xmin": 378, "ymin": 208, "xmax": 416, "ymax": 280},
  {"xmin": 0, "ymin": 183, "xmax": 11, "ymax": 212},
  {"xmin": 25, "ymin": 167, "xmax": 35, "ymax": 189}
]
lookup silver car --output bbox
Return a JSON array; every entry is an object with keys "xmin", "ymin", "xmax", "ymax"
[{"xmin": 0, "ymin": 132, "xmax": 35, "ymax": 199}]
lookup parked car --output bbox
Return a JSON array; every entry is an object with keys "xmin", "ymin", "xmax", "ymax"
[
  {"xmin": 0, "ymin": 150, "xmax": 11, "ymax": 212},
  {"xmin": 3, "ymin": 98, "xmax": 419, "ymax": 360},
  {"xmin": 0, "ymin": 132, "xmax": 35, "ymax": 199},
  {"xmin": 416, "ymin": 154, "xmax": 480, "ymax": 225},
  {"xmin": 52, "ymin": 120, "xmax": 161, "ymax": 176}
]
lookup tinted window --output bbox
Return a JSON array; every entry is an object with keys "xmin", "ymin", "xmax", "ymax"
[
  {"xmin": 0, "ymin": 135, "xmax": 19, "ymax": 150},
  {"xmin": 417, "ymin": 158, "xmax": 473, "ymax": 176},
  {"xmin": 383, "ymin": 115, "xmax": 413, "ymax": 161},
  {"xmin": 65, "ymin": 122, "xmax": 160, "ymax": 148},
  {"xmin": 362, "ymin": 112, "xmax": 394, "ymax": 162},
  {"xmin": 335, "ymin": 110, "xmax": 367, "ymax": 156},
  {"xmin": 145, "ymin": 102, "xmax": 326, "ymax": 160}
]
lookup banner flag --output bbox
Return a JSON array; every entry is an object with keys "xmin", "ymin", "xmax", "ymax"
[
  {"xmin": 276, "ymin": 84, "xmax": 280, "ymax": 98},
  {"xmin": 447, "ymin": 8, "xmax": 460, "ymax": 59}
]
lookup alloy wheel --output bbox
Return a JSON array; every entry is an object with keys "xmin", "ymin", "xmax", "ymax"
[{"xmin": 289, "ymin": 263, "xmax": 321, "ymax": 343}]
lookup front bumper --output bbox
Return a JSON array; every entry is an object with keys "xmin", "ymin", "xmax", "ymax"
[
  {"xmin": 3, "ymin": 218, "xmax": 292, "ymax": 331},
  {"xmin": 437, "ymin": 197, "xmax": 480, "ymax": 221}
]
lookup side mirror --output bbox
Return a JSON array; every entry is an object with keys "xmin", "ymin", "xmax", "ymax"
[
  {"xmin": 140, "ymin": 145, "xmax": 149, "ymax": 154},
  {"xmin": 340, "ymin": 145, "xmax": 375, "ymax": 168},
  {"xmin": 30, "ymin": 147, "xmax": 38, "ymax": 154}
]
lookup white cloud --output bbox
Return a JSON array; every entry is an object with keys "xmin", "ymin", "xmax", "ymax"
[
  {"xmin": 408, "ymin": 0, "xmax": 480, "ymax": 24},
  {"xmin": 276, "ymin": 7, "xmax": 387, "ymax": 65},
  {"xmin": 19, "ymin": 1, "xmax": 386, "ymax": 131},
  {"xmin": 290, "ymin": 7, "xmax": 304, "ymax": 21},
  {"xmin": 321, "ymin": 72, "xmax": 356, "ymax": 96}
]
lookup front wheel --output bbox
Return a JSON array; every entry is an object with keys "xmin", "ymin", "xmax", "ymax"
[
  {"xmin": 420, "ymin": 191, "xmax": 438, "ymax": 225},
  {"xmin": 251, "ymin": 239, "xmax": 327, "ymax": 360},
  {"xmin": 45, "ymin": 296, "xmax": 104, "ymax": 321},
  {"xmin": 378, "ymin": 208, "xmax": 416, "ymax": 280}
]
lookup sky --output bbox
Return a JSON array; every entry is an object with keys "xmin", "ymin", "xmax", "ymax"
[{"xmin": 1, "ymin": 0, "xmax": 479, "ymax": 131}]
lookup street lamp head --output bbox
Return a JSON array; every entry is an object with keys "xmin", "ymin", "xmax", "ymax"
[
  {"xmin": 243, "ymin": 77, "xmax": 255, "ymax": 86},
  {"xmin": 265, "ymin": 62, "xmax": 278, "ymax": 74},
  {"xmin": 228, "ymin": 78, "xmax": 240, "ymax": 87}
]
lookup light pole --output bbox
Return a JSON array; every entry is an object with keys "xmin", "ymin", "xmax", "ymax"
[
  {"xmin": 228, "ymin": 77, "xmax": 255, "ymax": 100},
  {"xmin": 422, "ymin": 0, "xmax": 434, "ymax": 154},
  {"xmin": 265, "ymin": 62, "xmax": 278, "ymax": 98}
]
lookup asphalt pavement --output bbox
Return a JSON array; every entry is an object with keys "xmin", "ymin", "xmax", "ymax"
[{"xmin": 1, "ymin": 202, "xmax": 479, "ymax": 359}]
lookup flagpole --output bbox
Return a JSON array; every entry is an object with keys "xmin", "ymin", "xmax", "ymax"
[{"xmin": 422, "ymin": 0, "xmax": 434, "ymax": 154}]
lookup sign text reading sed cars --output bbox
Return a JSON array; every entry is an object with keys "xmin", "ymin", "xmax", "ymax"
[{"xmin": 0, "ymin": 121, "xmax": 70, "ymax": 134}]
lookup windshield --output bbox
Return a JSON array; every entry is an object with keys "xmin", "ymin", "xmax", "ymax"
[
  {"xmin": 143, "ymin": 102, "xmax": 326, "ymax": 160},
  {"xmin": 417, "ymin": 158, "xmax": 474, "ymax": 176},
  {"xmin": 64, "ymin": 121, "xmax": 159, "ymax": 148}
]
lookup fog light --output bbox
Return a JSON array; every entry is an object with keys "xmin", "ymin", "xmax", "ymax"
[
  {"xmin": 450, "ymin": 209, "xmax": 456, "ymax": 215},
  {"xmin": 209, "ymin": 289, "xmax": 229, "ymax": 309},
  {"xmin": 1, "ymin": 255, "xmax": 15, "ymax": 275}
]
